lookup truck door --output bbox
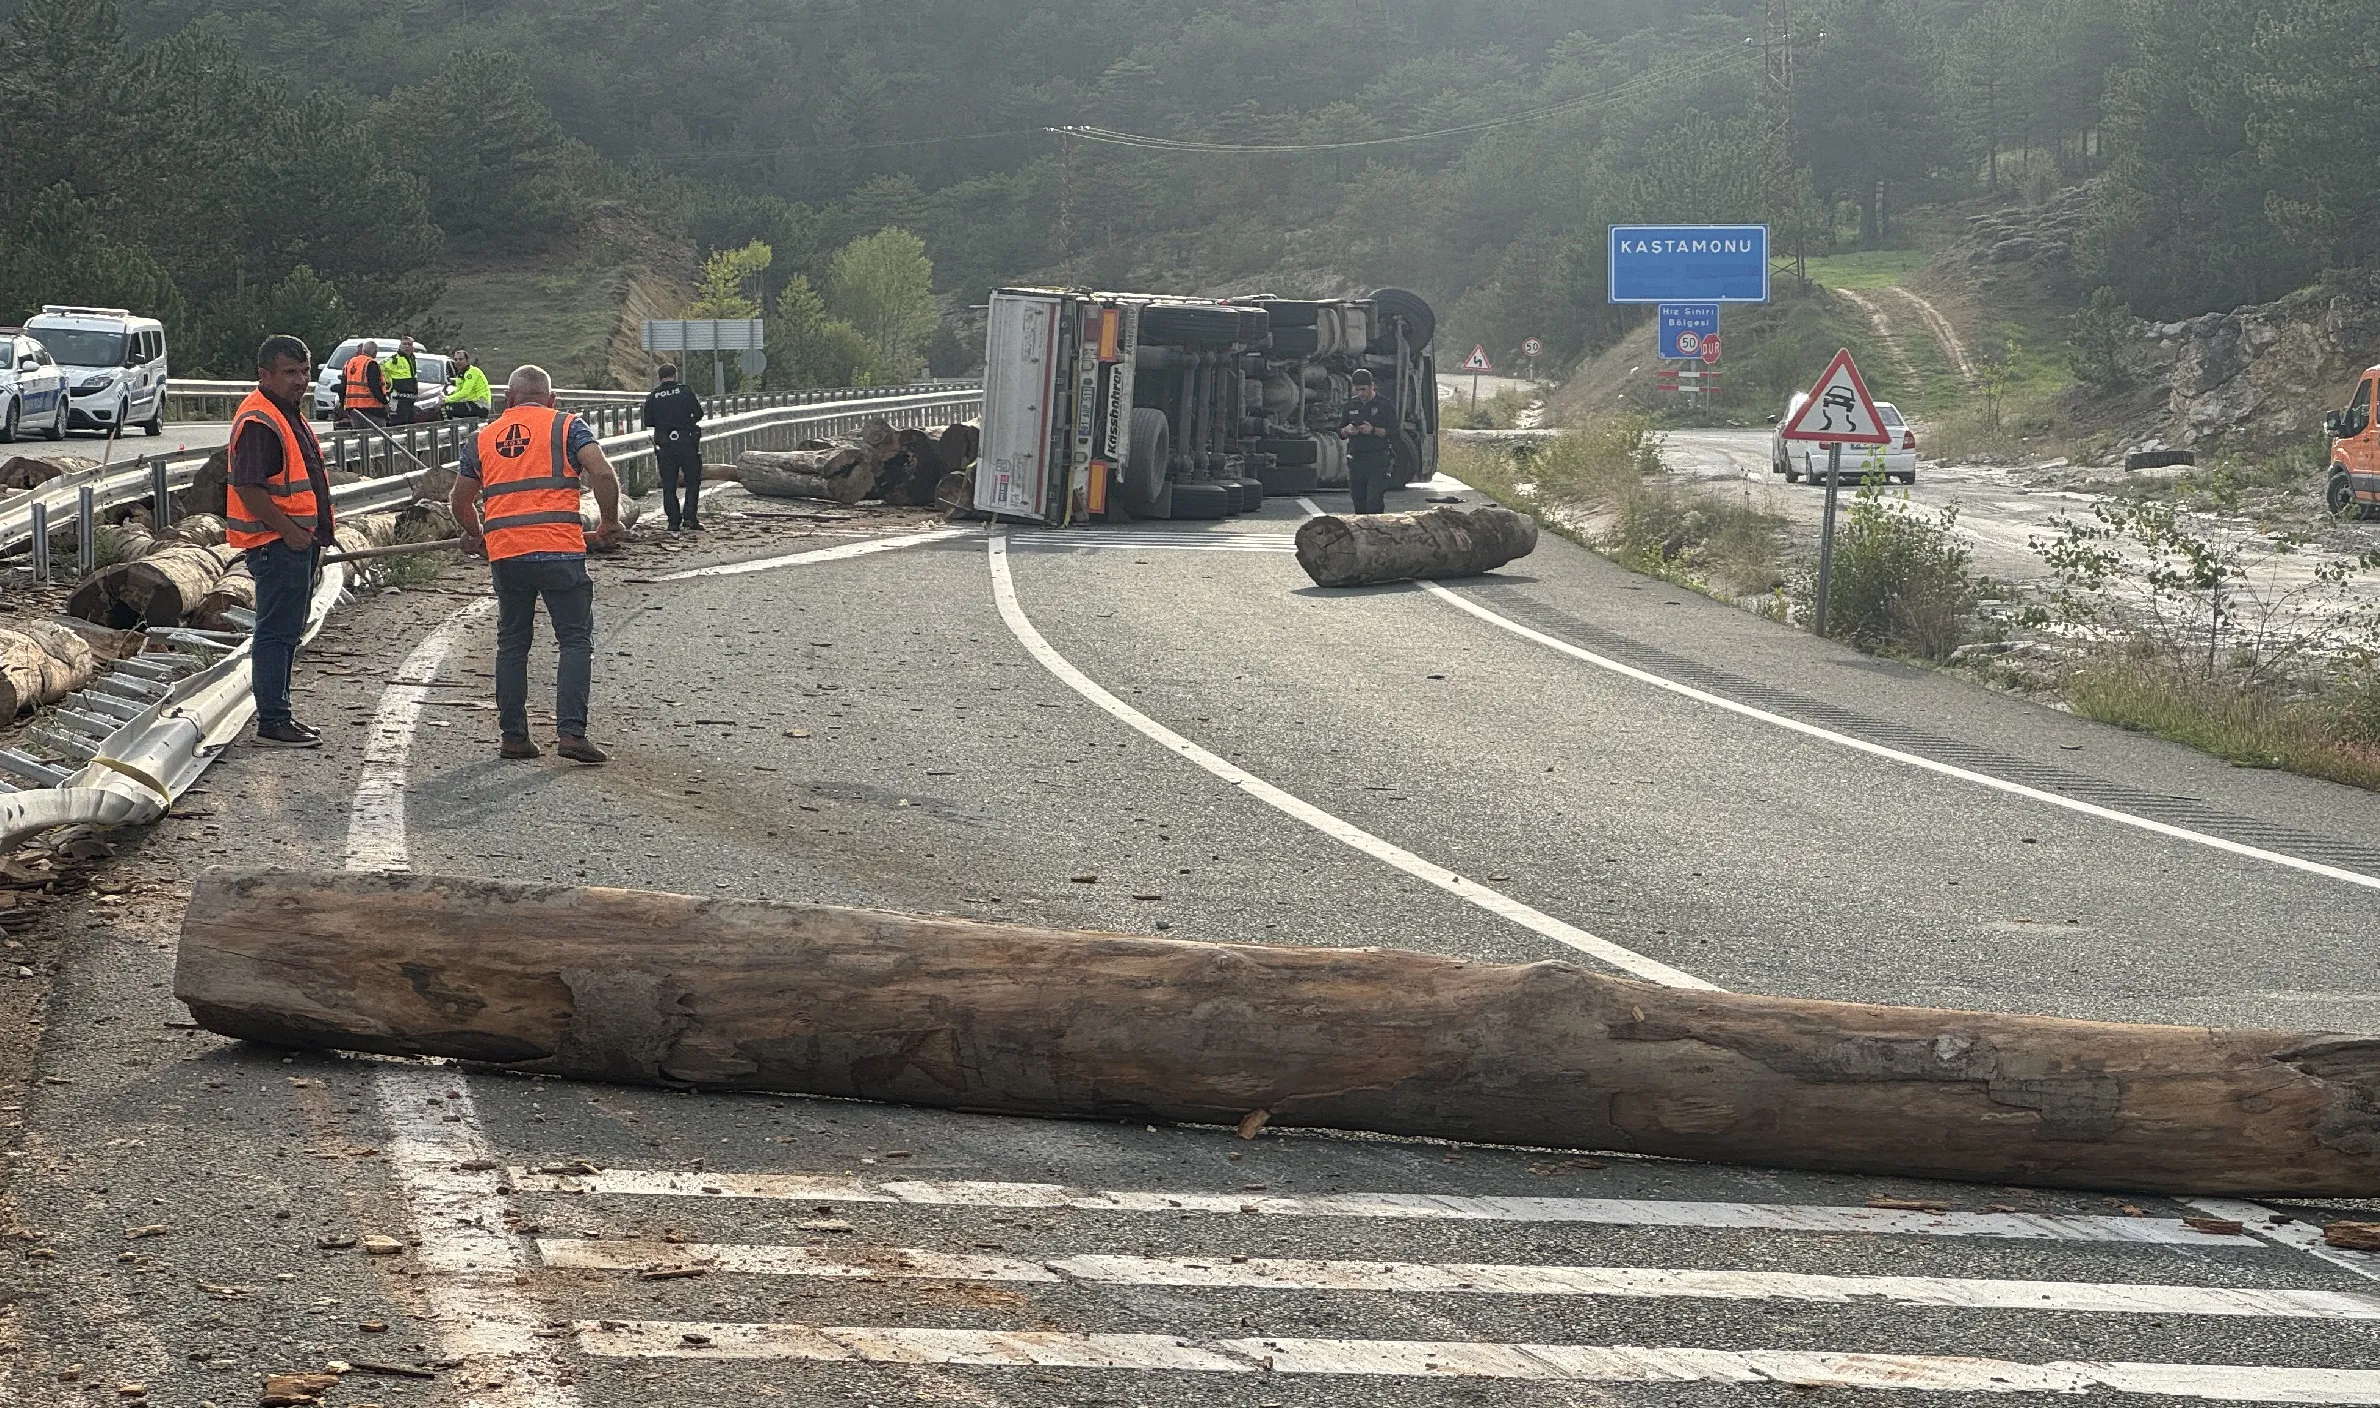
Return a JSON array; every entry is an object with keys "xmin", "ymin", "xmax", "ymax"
[{"xmin": 976, "ymin": 292, "xmax": 1069, "ymax": 522}]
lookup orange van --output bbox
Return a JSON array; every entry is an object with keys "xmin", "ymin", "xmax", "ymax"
[{"xmin": 2327, "ymin": 364, "xmax": 2380, "ymax": 519}]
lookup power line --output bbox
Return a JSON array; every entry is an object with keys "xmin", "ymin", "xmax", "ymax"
[{"xmin": 1049, "ymin": 49, "xmax": 1753, "ymax": 154}]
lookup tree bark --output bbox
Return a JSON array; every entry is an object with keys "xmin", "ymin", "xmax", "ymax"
[
  {"xmin": 0, "ymin": 454, "xmax": 75, "ymax": 490},
  {"xmin": 0, "ymin": 620, "xmax": 98, "ymax": 718},
  {"xmin": 120, "ymin": 543, "xmax": 237, "ymax": 627},
  {"xmin": 736, "ymin": 446, "xmax": 872, "ymax": 505},
  {"xmin": 1294, "ymin": 505, "xmax": 1537, "ymax": 587},
  {"xmin": 190, "ymin": 558, "xmax": 257, "ymax": 631},
  {"xmin": 173, "ymin": 868, "xmax": 2380, "ymax": 1197}
]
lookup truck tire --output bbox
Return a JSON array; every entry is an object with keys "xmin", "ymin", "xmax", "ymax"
[
  {"xmin": 1267, "ymin": 325, "xmax": 1321, "ymax": 358},
  {"xmin": 1393, "ymin": 431, "xmax": 1426, "ymax": 486},
  {"xmin": 1120, "ymin": 408, "xmax": 1171, "ymax": 517},
  {"xmin": 1139, "ymin": 305, "xmax": 1245, "ymax": 349},
  {"xmin": 1171, "ymin": 481, "xmax": 1231, "ymax": 520},
  {"xmin": 1366, "ymin": 287, "xmax": 1436, "ymax": 354},
  {"xmin": 1258, "ymin": 437, "xmax": 1318, "ymax": 467},
  {"xmin": 2329, "ymin": 468, "xmax": 2361, "ymax": 519}
]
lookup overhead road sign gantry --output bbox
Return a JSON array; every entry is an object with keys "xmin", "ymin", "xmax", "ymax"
[
  {"xmin": 1781, "ymin": 348, "xmax": 1891, "ymax": 445},
  {"xmin": 1609, "ymin": 225, "xmax": 1770, "ymax": 304}
]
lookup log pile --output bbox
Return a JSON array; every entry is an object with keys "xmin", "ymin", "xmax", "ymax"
[
  {"xmin": 175, "ymin": 868, "xmax": 2380, "ymax": 1197},
  {"xmin": 1295, "ymin": 504, "xmax": 1537, "ymax": 587},
  {"xmin": 0, "ymin": 620, "xmax": 97, "ymax": 718},
  {"xmin": 0, "ymin": 455, "xmax": 76, "ymax": 491},
  {"xmin": 67, "ymin": 519, "xmax": 242, "ymax": 629},
  {"xmin": 722, "ymin": 417, "xmax": 983, "ymax": 509}
]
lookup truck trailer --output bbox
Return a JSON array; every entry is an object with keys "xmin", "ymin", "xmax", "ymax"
[{"xmin": 975, "ymin": 286, "xmax": 1438, "ymax": 523}]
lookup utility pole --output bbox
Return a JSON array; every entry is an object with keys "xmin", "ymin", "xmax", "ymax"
[{"xmin": 1761, "ymin": 0, "xmax": 1804, "ymax": 285}]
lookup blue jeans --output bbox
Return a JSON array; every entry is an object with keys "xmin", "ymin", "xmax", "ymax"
[
  {"xmin": 492, "ymin": 556, "xmax": 595, "ymax": 738},
  {"xmin": 246, "ymin": 541, "xmax": 318, "ymax": 727}
]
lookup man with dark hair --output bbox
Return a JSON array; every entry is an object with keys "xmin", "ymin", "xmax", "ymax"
[
  {"xmin": 227, "ymin": 335, "xmax": 334, "ymax": 748},
  {"xmin": 640, "ymin": 363, "xmax": 706, "ymax": 530},
  {"xmin": 1336, "ymin": 367, "xmax": 1398, "ymax": 515}
]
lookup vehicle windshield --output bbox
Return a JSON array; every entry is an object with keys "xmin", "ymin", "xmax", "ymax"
[
  {"xmin": 34, "ymin": 328, "xmax": 127, "ymax": 368},
  {"xmin": 1877, "ymin": 403, "xmax": 1905, "ymax": 427}
]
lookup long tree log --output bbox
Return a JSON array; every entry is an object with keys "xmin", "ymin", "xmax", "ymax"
[
  {"xmin": 190, "ymin": 558, "xmax": 256, "ymax": 631},
  {"xmin": 0, "ymin": 454, "xmax": 74, "ymax": 490},
  {"xmin": 173, "ymin": 868, "xmax": 2380, "ymax": 1196},
  {"xmin": 736, "ymin": 446, "xmax": 872, "ymax": 505},
  {"xmin": 1295, "ymin": 504, "xmax": 1538, "ymax": 587}
]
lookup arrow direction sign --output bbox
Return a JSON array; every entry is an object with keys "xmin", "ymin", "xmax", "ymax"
[{"xmin": 1780, "ymin": 348, "xmax": 1891, "ymax": 445}]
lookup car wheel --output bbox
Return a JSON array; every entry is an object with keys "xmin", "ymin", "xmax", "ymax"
[
  {"xmin": 1365, "ymin": 287, "xmax": 1437, "ymax": 354},
  {"xmin": 2328, "ymin": 469, "xmax": 2358, "ymax": 518},
  {"xmin": 1120, "ymin": 408, "xmax": 1171, "ymax": 518},
  {"xmin": 142, "ymin": 404, "xmax": 163, "ymax": 436},
  {"xmin": 1783, "ymin": 465, "xmax": 1801, "ymax": 484},
  {"xmin": 45, "ymin": 391, "xmax": 69, "ymax": 440},
  {"xmin": 1170, "ymin": 482, "xmax": 1231, "ymax": 520},
  {"xmin": 0, "ymin": 398, "xmax": 16, "ymax": 444}
]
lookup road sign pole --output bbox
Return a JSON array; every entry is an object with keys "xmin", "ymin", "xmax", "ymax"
[
  {"xmin": 1471, "ymin": 372, "xmax": 1480, "ymax": 407},
  {"xmin": 1813, "ymin": 442, "xmax": 1843, "ymax": 638}
]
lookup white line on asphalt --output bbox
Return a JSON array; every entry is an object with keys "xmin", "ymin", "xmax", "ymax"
[
  {"xmin": 346, "ymin": 600, "xmax": 493, "ymax": 871},
  {"xmin": 643, "ymin": 527, "xmax": 972, "ymax": 581},
  {"xmin": 2188, "ymin": 1197, "xmax": 2380, "ymax": 1285},
  {"xmin": 540, "ymin": 1238, "xmax": 2380, "ymax": 1319},
  {"xmin": 1428, "ymin": 573, "xmax": 2380, "ymax": 894},
  {"xmin": 504, "ymin": 1168, "xmax": 2239, "ymax": 1244},
  {"xmin": 987, "ymin": 532, "xmax": 1716, "ymax": 989},
  {"xmin": 572, "ymin": 1322, "xmax": 2380, "ymax": 1401},
  {"xmin": 350, "ymin": 599, "xmax": 580, "ymax": 1408}
]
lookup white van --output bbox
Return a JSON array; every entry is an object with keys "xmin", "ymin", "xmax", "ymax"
[{"xmin": 24, "ymin": 306, "xmax": 168, "ymax": 436}]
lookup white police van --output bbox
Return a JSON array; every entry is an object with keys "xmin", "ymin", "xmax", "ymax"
[
  {"xmin": 24, "ymin": 306, "xmax": 169, "ymax": 436},
  {"xmin": 0, "ymin": 327, "xmax": 72, "ymax": 443}
]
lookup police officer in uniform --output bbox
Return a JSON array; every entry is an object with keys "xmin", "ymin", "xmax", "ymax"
[
  {"xmin": 448, "ymin": 364, "xmax": 627, "ymax": 764},
  {"xmin": 386, "ymin": 335, "xmax": 420, "ymax": 425},
  {"xmin": 1337, "ymin": 368, "xmax": 1399, "ymax": 515},
  {"xmin": 639, "ymin": 363, "xmax": 707, "ymax": 530}
]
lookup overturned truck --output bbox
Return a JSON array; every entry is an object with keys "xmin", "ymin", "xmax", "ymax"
[{"xmin": 975, "ymin": 286, "xmax": 1438, "ymax": 523}]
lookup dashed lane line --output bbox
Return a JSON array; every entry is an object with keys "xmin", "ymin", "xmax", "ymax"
[
  {"xmin": 506, "ymin": 1168, "xmax": 2242, "ymax": 1245},
  {"xmin": 987, "ymin": 530, "xmax": 1716, "ymax": 989},
  {"xmin": 538, "ymin": 1238, "xmax": 2380, "ymax": 1319},
  {"xmin": 570, "ymin": 1323, "xmax": 2380, "ymax": 1401}
]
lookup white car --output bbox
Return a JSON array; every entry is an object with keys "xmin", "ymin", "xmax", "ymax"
[
  {"xmin": 25, "ymin": 306, "xmax": 168, "ymax": 436},
  {"xmin": 312, "ymin": 339, "xmax": 453, "ymax": 421},
  {"xmin": 1771, "ymin": 393, "xmax": 1919, "ymax": 484},
  {"xmin": 0, "ymin": 328, "xmax": 71, "ymax": 443}
]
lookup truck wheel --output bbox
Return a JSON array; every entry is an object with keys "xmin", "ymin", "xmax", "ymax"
[
  {"xmin": 1393, "ymin": 431, "xmax": 1425, "ymax": 486},
  {"xmin": 1171, "ymin": 482, "xmax": 1231, "ymax": 520},
  {"xmin": 2328, "ymin": 469, "xmax": 2359, "ymax": 519},
  {"xmin": 1120, "ymin": 408, "xmax": 1171, "ymax": 518},
  {"xmin": 1366, "ymin": 287, "xmax": 1436, "ymax": 354}
]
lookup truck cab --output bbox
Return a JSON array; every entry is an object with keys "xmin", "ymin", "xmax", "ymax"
[
  {"xmin": 976, "ymin": 286, "xmax": 1437, "ymax": 524},
  {"xmin": 2326, "ymin": 366, "xmax": 2379, "ymax": 520}
]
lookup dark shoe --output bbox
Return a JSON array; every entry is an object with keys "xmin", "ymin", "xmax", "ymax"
[
  {"xmin": 290, "ymin": 720, "xmax": 322, "ymax": 740},
  {"xmin": 556, "ymin": 735, "xmax": 609, "ymax": 765},
  {"xmin": 499, "ymin": 735, "xmax": 541, "ymax": 760},
  {"xmin": 684, "ymin": 519, "xmax": 704, "ymax": 531},
  {"xmin": 254, "ymin": 721, "xmax": 321, "ymax": 748},
  {"xmin": 664, "ymin": 521, "xmax": 683, "ymax": 532}
]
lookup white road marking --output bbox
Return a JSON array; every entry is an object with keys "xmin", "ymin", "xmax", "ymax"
[
  {"xmin": 349, "ymin": 599, "xmax": 580, "ymax": 1408},
  {"xmin": 643, "ymin": 527, "xmax": 971, "ymax": 581},
  {"xmin": 574, "ymin": 1323, "xmax": 2380, "ymax": 1401},
  {"xmin": 539, "ymin": 1238, "xmax": 2380, "ymax": 1319},
  {"xmin": 505, "ymin": 1168, "xmax": 2240, "ymax": 1245},
  {"xmin": 2189, "ymin": 1197, "xmax": 2380, "ymax": 1285},
  {"xmin": 1423, "ymin": 568, "xmax": 2380, "ymax": 895},
  {"xmin": 987, "ymin": 531, "xmax": 1715, "ymax": 989}
]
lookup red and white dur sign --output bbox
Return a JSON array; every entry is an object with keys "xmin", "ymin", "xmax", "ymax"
[{"xmin": 1780, "ymin": 348, "xmax": 1891, "ymax": 445}]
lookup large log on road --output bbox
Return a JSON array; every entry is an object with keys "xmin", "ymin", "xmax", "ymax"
[
  {"xmin": 1295, "ymin": 504, "xmax": 1537, "ymax": 587},
  {"xmin": 733, "ymin": 447, "xmax": 871, "ymax": 505},
  {"xmin": 0, "ymin": 620, "xmax": 97, "ymax": 718},
  {"xmin": 174, "ymin": 868, "xmax": 2380, "ymax": 1197}
]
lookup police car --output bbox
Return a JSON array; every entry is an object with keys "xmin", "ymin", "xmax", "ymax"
[
  {"xmin": 0, "ymin": 327, "xmax": 72, "ymax": 443},
  {"xmin": 23, "ymin": 306, "xmax": 169, "ymax": 436}
]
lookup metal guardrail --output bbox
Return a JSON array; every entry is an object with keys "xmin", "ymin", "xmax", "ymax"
[
  {"xmin": 0, "ymin": 386, "xmax": 983, "ymax": 846},
  {"xmin": 7, "ymin": 384, "xmax": 981, "ymax": 567},
  {"xmin": 161, "ymin": 378, "xmax": 973, "ymax": 422}
]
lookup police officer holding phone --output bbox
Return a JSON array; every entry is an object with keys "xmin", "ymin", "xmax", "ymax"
[{"xmin": 1337, "ymin": 368, "xmax": 1398, "ymax": 515}]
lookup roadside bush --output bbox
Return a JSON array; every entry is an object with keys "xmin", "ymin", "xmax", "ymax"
[
  {"xmin": 1796, "ymin": 479, "xmax": 1978, "ymax": 659},
  {"xmin": 1607, "ymin": 489, "xmax": 1788, "ymax": 597}
]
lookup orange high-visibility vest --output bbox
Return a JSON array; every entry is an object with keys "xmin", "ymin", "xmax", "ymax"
[
  {"xmin": 341, "ymin": 354, "xmax": 386, "ymax": 411},
  {"xmin": 473, "ymin": 405, "xmax": 589, "ymax": 560},
  {"xmin": 225, "ymin": 390, "xmax": 328, "ymax": 551}
]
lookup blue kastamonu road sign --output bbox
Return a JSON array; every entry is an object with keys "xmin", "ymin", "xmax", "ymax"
[
  {"xmin": 1609, "ymin": 225, "xmax": 1770, "ymax": 304},
  {"xmin": 1658, "ymin": 304, "xmax": 1721, "ymax": 360}
]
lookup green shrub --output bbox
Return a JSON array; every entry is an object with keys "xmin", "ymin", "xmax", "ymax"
[{"xmin": 1797, "ymin": 479, "xmax": 1977, "ymax": 659}]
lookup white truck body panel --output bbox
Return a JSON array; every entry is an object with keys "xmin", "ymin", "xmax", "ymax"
[{"xmin": 976, "ymin": 291, "xmax": 1065, "ymax": 521}]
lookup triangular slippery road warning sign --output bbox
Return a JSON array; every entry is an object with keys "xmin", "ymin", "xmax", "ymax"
[
  {"xmin": 1780, "ymin": 348, "xmax": 1891, "ymax": 445},
  {"xmin": 1461, "ymin": 344, "xmax": 1493, "ymax": 372}
]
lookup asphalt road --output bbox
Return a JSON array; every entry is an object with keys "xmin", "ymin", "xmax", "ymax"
[
  {"xmin": 5, "ymin": 483, "xmax": 2379, "ymax": 1406},
  {"xmin": 0, "ymin": 419, "xmax": 244, "ymax": 463}
]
